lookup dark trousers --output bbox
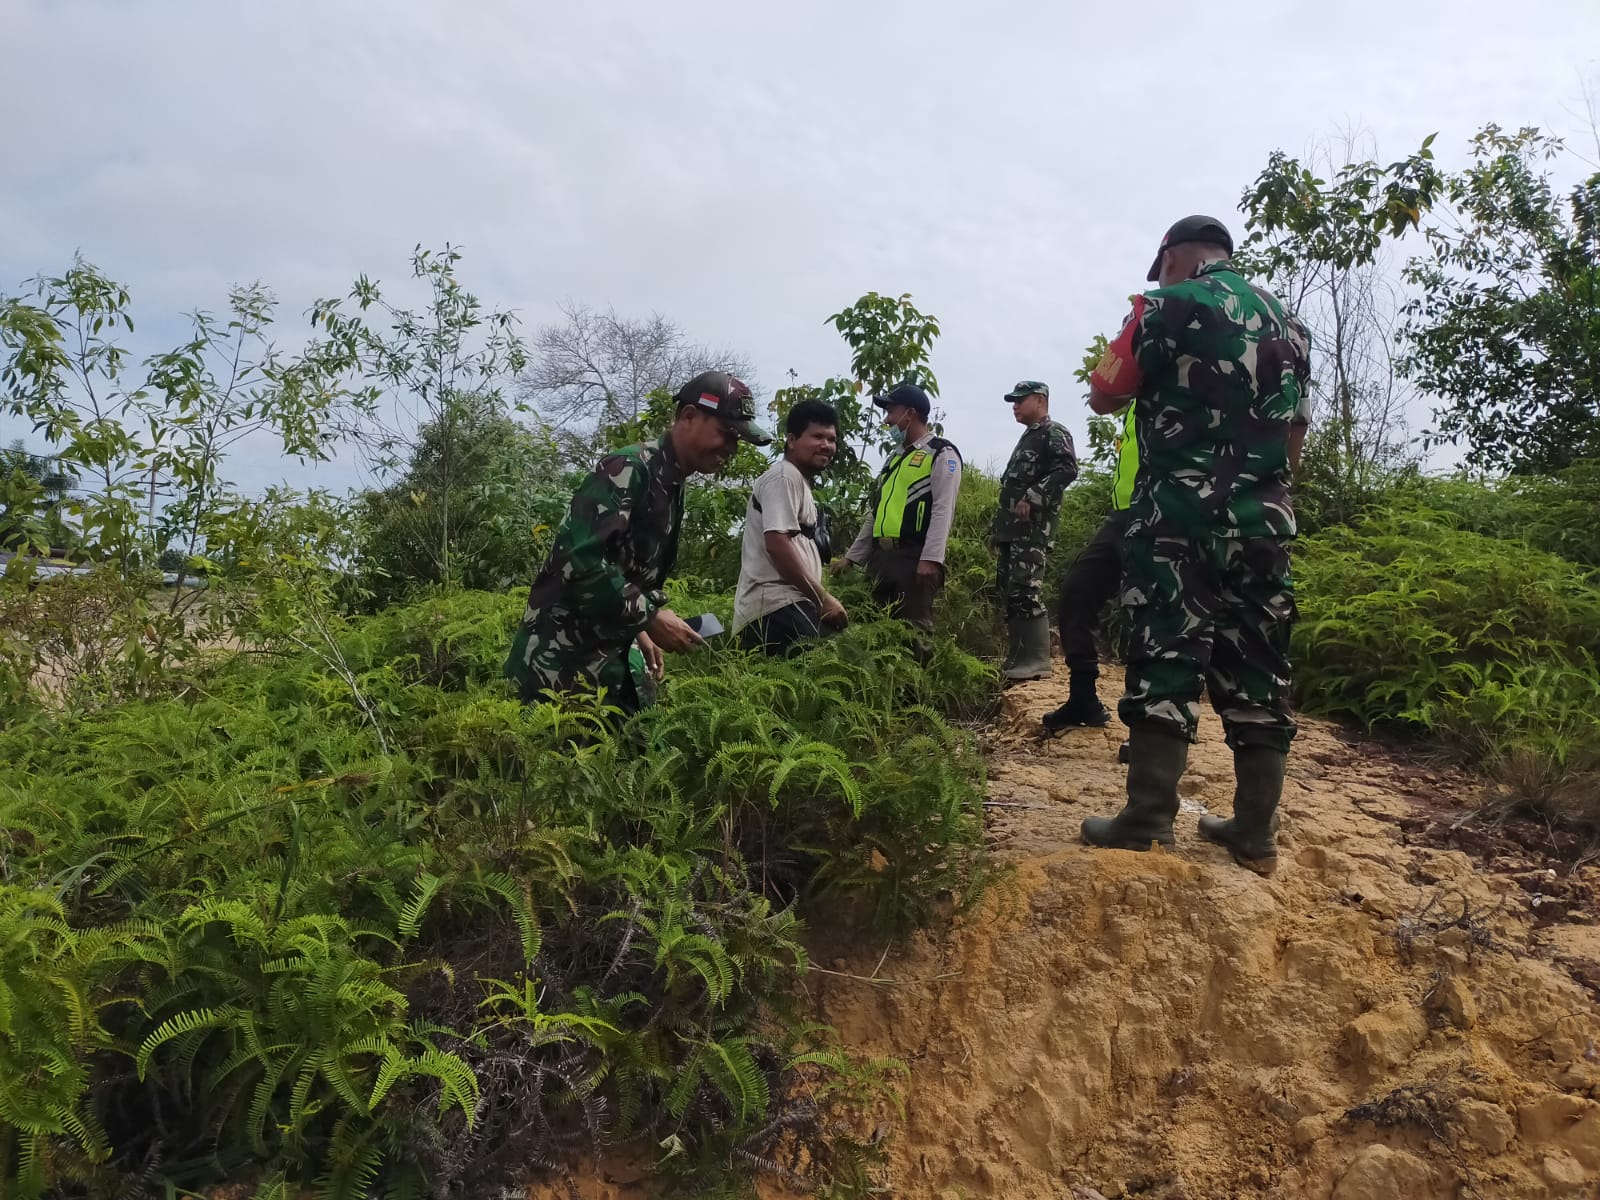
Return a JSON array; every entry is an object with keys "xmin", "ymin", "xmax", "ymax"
[
  {"xmin": 1057, "ymin": 510, "xmax": 1128, "ymax": 675},
  {"xmin": 737, "ymin": 600, "xmax": 823, "ymax": 657},
  {"xmin": 867, "ymin": 544, "xmax": 942, "ymax": 632}
]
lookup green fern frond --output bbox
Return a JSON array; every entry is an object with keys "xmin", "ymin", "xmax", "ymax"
[
  {"xmin": 396, "ymin": 871, "xmax": 448, "ymax": 942},
  {"xmin": 135, "ymin": 1006, "xmax": 240, "ymax": 1079}
]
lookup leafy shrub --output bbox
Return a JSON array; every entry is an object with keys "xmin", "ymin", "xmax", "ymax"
[
  {"xmin": 1295, "ymin": 510, "xmax": 1600, "ymax": 833},
  {"xmin": 1393, "ymin": 459, "xmax": 1600, "ymax": 568},
  {"xmin": 351, "ymin": 406, "xmax": 574, "ymax": 607},
  {"xmin": 0, "ymin": 589, "xmax": 991, "ymax": 1198}
]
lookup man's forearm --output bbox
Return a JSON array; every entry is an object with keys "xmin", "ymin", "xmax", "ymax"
[
  {"xmin": 1088, "ymin": 385, "xmax": 1132, "ymax": 415},
  {"xmin": 764, "ymin": 533, "xmax": 826, "ymax": 604},
  {"xmin": 844, "ymin": 513, "xmax": 874, "ymax": 563}
]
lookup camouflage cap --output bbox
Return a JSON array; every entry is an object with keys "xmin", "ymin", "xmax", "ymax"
[
  {"xmin": 1147, "ymin": 215, "xmax": 1234, "ymax": 282},
  {"xmin": 674, "ymin": 370, "xmax": 772, "ymax": 445},
  {"xmin": 1004, "ymin": 380, "xmax": 1049, "ymax": 402}
]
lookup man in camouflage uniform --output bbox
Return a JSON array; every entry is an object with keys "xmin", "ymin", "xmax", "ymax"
[
  {"xmin": 1078, "ymin": 215, "xmax": 1312, "ymax": 875},
  {"xmin": 991, "ymin": 380, "xmax": 1078, "ymax": 681},
  {"xmin": 504, "ymin": 370, "xmax": 771, "ymax": 715}
]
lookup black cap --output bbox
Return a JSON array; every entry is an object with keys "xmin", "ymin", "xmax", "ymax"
[
  {"xmin": 1146, "ymin": 215, "xmax": 1234, "ymax": 282},
  {"xmin": 674, "ymin": 370, "xmax": 772, "ymax": 445},
  {"xmin": 872, "ymin": 382, "xmax": 931, "ymax": 419}
]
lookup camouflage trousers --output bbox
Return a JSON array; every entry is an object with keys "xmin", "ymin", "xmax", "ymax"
[
  {"xmin": 995, "ymin": 535, "xmax": 1051, "ymax": 621},
  {"xmin": 1117, "ymin": 532, "xmax": 1297, "ymax": 753},
  {"xmin": 505, "ymin": 625, "xmax": 657, "ymax": 718}
]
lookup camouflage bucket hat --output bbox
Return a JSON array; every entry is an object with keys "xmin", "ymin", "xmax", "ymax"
[
  {"xmin": 675, "ymin": 370, "xmax": 772, "ymax": 445},
  {"xmin": 1004, "ymin": 380, "xmax": 1049, "ymax": 402}
]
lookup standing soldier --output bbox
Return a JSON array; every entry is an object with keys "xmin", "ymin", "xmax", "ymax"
[
  {"xmin": 1043, "ymin": 371, "xmax": 1310, "ymax": 736},
  {"xmin": 991, "ymin": 380, "xmax": 1078, "ymax": 681},
  {"xmin": 1041, "ymin": 400, "xmax": 1137, "ymax": 729},
  {"xmin": 504, "ymin": 370, "xmax": 771, "ymax": 715},
  {"xmin": 1077, "ymin": 216, "xmax": 1312, "ymax": 875},
  {"xmin": 832, "ymin": 382, "xmax": 962, "ymax": 653}
]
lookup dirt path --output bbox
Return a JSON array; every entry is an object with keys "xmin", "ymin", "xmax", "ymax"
[
  {"xmin": 535, "ymin": 663, "xmax": 1600, "ymax": 1200},
  {"xmin": 807, "ymin": 665, "xmax": 1600, "ymax": 1200}
]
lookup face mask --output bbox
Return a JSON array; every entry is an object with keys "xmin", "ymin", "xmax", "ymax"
[{"xmin": 887, "ymin": 426, "xmax": 906, "ymax": 446}]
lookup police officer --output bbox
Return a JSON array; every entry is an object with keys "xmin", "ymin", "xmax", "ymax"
[
  {"xmin": 991, "ymin": 381, "xmax": 1078, "ymax": 681},
  {"xmin": 504, "ymin": 370, "xmax": 771, "ymax": 714},
  {"xmin": 833, "ymin": 382, "xmax": 963, "ymax": 647},
  {"xmin": 1078, "ymin": 216, "xmax": 1312, "ymax": 874}
]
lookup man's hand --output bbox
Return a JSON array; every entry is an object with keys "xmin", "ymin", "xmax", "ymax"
[
  {"xmin": 819, "ymin": 592, "xmax": 848, "ymax": 628},
  {"xmin": 829, "ymin": 557, "xmax": 855, "ymax": 578},
  {"xmin": 916, "ymin": 559, "xmax": 942, "ymax": 584},
  {"xmin": 645, "ymin": 607, "xmax": 704, "ymax": 655},
  {"xmin": 1013, "ymin": 499, "xmax": 1033, "ymax": 521},
  {"xmin": 635, "ymin": 631, "xmax": 664, "ymax": 679}
]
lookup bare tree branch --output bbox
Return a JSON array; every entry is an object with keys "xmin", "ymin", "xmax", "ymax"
[{"xmin": 519, "ymin": 302, "xmax": 756, "ymax": 446}]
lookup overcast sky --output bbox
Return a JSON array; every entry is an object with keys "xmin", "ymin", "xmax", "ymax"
[{"xmin": 4, "ymin": 0, "xmax": 1598, "ymax": 492}]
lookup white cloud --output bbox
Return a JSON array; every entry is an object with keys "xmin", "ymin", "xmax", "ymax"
[{"xmin": 3, "ymin": 0, "xmax": 1597, "ymax": 491}]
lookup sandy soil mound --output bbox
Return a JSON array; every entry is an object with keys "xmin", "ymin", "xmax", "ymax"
[
  {"xmin": 534, "ymin": 665, "xmax": 1599, "ymax": 1199},
  {"xmin": 806, "ymin": 667, "xmax": 1600, "ymax": 1199}
]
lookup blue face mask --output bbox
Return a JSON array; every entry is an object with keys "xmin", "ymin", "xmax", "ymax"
[{"xmin": 887, "ymin": 425, "xmax": 906, "ymax": 446}]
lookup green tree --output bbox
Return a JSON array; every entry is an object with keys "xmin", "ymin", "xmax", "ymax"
[
  {"xmin": 1398, "ymin": 124, "xmax": 1600, "ymax": 473},
  {"xmin": 0, "ymin": 440, "xmax": 76, "ymax": 552},
  {"xmin": 0, "ymin": 259, "xmax": 358, "ymax": 700},
  {"xmin": 1239, "ymin": 134, "xmax": 1442, "ymax": 467},
  {"xmin": 354, "ymin": 398, "xmax": 572, "ymax": 603},
  {"xmin": 304, "ymin": 245, "xmax": 529, "ymax": 587},
  {"xmin": 771, "ymin": 292, "xmax": 943, "ymax": 521},
  {"xmin": 1, "ymin": 261, "xmax": 157, "ymax": 568}
]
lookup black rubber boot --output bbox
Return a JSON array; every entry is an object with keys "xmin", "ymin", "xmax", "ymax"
[
  {"xmin": 1080, "ymin": 726, "xmax": 1187, "ymax": 850},
  {"xmin": 1198, "ymin": 746, "xmax": 1287, "ymax": 875},
  {"xmin": 1002, "ymin": 614, "xmax": 1053, "ymax": 682},
  {"xmin": 1041, "ymin": 671, "xmax": 1111, "ymax": 734}
]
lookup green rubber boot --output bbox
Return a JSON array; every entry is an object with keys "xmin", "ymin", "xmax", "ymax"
[
  {"xmin": 1080, "ymin": 726, "xmax": 1188, "ymax": 850},
  {"xmin": 1002, "ymin": 614, "xmax": 1053, "ymax": 682},
  {"xmin": 1198, "ymin": 746, "xmax": 1287, "ymax": 875}
]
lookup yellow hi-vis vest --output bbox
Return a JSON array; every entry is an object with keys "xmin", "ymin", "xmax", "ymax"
[
  {"xmin": 1111, "ymin": 405, "xmax": 1139, "ymax": 512},
  {"xmin": 871, "ymin": 437, "xmax": 959, "ymax": 545}
]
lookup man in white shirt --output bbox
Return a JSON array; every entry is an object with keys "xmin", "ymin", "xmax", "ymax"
[{"xmin": 733, "ymin": 399, "xmax": 849, "ymax": 656}]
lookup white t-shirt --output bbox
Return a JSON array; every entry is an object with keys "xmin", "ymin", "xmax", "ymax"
[{"xmin": 733, "ymin": 459, "xmax": 822, "ymax": 631}]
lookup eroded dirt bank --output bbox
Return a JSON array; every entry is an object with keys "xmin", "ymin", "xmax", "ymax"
[
  {"xmin": 534, "ymin": 664, "xmax": 1600, "ymax": 1200},
  {"xmin": 807, "ymin": 667, "xmax": 1600, "ymax": 1199}
]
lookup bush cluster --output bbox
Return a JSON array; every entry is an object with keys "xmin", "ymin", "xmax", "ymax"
[{"xmin": 0, "ymin": 591, "xmax": 993, "ymax": 1199}]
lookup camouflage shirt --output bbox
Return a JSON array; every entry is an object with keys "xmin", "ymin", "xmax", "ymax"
[
  {"xmin": 993, "ymin": 419, "xmax": 1078, "ymax": 541},
  {"xmin": 504, "ymin": 435, "xmax": 685, "ymax": 702},
  {"xmin": 1093, "ymin": 262, "xmax": 1312, "ymax": 539}
]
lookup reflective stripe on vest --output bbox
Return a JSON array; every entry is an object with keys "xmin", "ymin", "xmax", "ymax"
[
  {"xmin": 1112, "ymin": 404, "xmax": 1138, "ymax": 512},
  {"xmin": 873, "ymin": 445, "xmax": 939, "ymax": 542}
]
